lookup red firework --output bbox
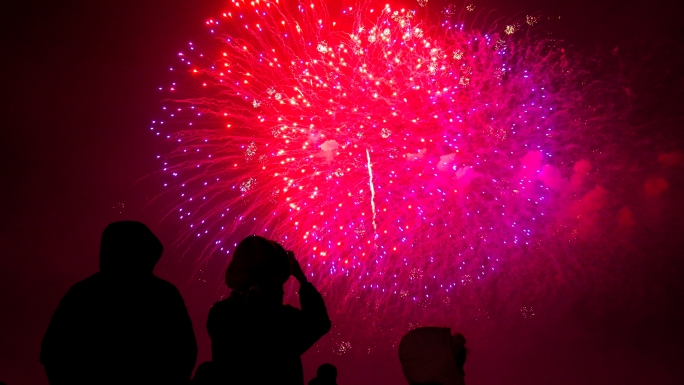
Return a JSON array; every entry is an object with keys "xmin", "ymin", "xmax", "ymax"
[{"xmin": 152, "ymin": 0, "xmax": 629, "ymax": 344}]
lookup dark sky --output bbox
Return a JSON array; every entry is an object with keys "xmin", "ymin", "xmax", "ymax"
[{"xmin": 1, "ymin": 0, "xmax": 683, "ymax": 384}]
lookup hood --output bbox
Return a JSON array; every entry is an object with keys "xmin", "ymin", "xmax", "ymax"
[{"xmin": 99, "ymin": 221, "xmax": 163, "ymax": 276}]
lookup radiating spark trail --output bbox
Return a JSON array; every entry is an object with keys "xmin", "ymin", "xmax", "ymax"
[
  {"xmin": 155, "ymin": 0, "xmax": 631, "ymax": 345},
  {"xmin": 366, "ymin": 148, "xmax": 377, "ymax": 232}
]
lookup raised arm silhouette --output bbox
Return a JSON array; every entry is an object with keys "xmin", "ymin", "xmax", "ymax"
[
  {"xmin": 40, "ymin": 221, "xmax": 197, "ymax": 385},
  {"xmin": 206, "ymin": 235, "xmax": 331, "ymax": 385}
]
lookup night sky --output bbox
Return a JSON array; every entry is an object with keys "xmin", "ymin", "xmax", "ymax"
[{"xmin": 1, "ymin": 0, "xmax": 683, "ymax": 384}]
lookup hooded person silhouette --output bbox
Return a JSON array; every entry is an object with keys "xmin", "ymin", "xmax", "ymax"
[
  {"xmin": 40, "ymin": 221, "xmax": 197, "ymax": 385},
  {"xmin": 206, "ymin": 235, "xmax": 331, "ymax": 385}
]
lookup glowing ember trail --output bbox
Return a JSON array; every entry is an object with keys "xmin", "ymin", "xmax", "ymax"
[{"xmin": 153, "ymin": 0, "xmax": 630, "ymax": 343}]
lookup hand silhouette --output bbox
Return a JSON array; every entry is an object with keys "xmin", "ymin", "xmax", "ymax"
[{"xmin": 287, "ymin": 251, "xmax": 307, "ymax": 284}]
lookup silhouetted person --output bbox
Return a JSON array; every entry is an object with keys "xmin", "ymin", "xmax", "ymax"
[
  {"xmin": 308, "ymin": 363, "xmax": 338, "ymax": 385},
  {"xmin": 40, "ymin": 221, "xmax": 198, "ymax": 385},
  {"xmin": 399, "ymin": 327, "xmax": 467, "ymax": 385},
  {"xmin": 207, "ymin": 235, "xmax": 331, "ymax": 385}
]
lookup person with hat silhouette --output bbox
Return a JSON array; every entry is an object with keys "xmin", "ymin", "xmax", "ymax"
[{"xmin": 205, "ymin": 235, "xmax": 331, "ymax": 385}]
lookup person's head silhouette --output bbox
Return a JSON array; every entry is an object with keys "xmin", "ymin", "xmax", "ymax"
[
  {"xmin": 99, "ymin": 221, "xmax": 163, "ymax": 277},
  {"xmin": 399, "ymin": 327, "xmax": 467, "ymax": 385},
  {"xmin": 317, "ymin": 363, "xmax": 337, "ymax": 382},
  {"xmin": 224, "ymin": 235, "xmax": 290, "ymax": 291}
]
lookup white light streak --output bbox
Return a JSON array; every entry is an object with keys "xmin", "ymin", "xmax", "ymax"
[{"xmin": 366, "ymin": 148, "xmax": 377, "ymax": 232}]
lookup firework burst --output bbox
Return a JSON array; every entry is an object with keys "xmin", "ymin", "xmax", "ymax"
[{"xmin": 152, "ymin": 0, "xmax": 628, "ymax": 343}]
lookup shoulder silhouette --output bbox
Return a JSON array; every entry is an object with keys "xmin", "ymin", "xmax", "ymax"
[
  {"xmin": 206, "ymin": 235, "xmax": 331, "ymax": 385},
  {"xmin": 399, "ymin": 327, "xmax": 467, "ymax": 385},
  {"xmin": 40, "ymin": 221, "xmax": 197, "ymax": 385}
]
